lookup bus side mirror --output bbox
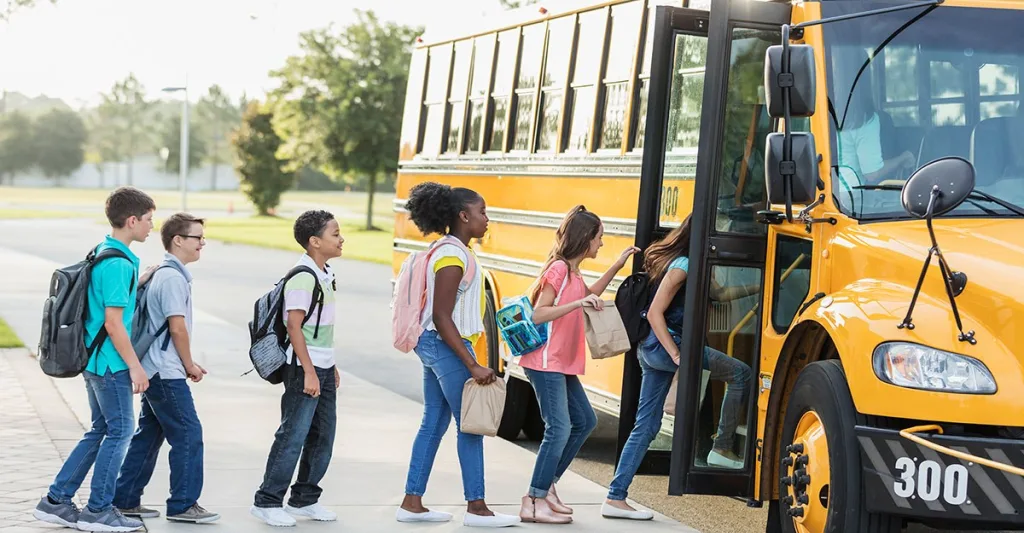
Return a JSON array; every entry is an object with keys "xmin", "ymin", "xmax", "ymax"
[
  {"xmin": 764, "ymin": 44, "xmax": 816, "ymax": 118},
  {"xmin": 766, "ymin": 133, "xmax": 817, "ymax": 205}
]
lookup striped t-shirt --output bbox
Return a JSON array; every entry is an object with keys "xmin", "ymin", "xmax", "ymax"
[
  {"xmin": 420, "ymin": 239, "xmax": 485, "ymax": 342},
  {"xmin": 284, "ymin": 254, "xmax": 336, "ymax": 369}
]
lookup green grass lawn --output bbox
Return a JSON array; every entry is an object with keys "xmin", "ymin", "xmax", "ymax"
[
  {"xmin": 0, "ymin": 317, "xmax": 23, "ymax": 348},
  {"xmin": 0, "ymin": 208, "xmax": 88, "ymax": 219},
  {"xmin": 204, "ymin": 216, "xmax": 394, "ymax": 265}
]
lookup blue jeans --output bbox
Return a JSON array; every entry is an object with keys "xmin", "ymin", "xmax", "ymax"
[
  {"xmin": 48, "ymin": 370, "xmax": 134, "ymax": 512},
  {"xmin": 607, "ymin": 335, "xmax": 751, "ymax": 501},
  {"xmin": 113, "ymin": 375, "xmax": 203, "ymax": 516},
  {"xmin": 254, "ymin": 365, "xmax": 337, "ymax": 508},
  {"xmin": 405, "ymin": 330, "xmax": 485, "ymax": 502},
  {"xmin": 524, "ymin": 369, "xmax": 598, "ymax": 498}
]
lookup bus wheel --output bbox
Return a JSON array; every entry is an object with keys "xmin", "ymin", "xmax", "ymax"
[
  {"xmin": 778, "ymin": 360, "xmax": 899, "ymax": 533},
  {"xmin": 484, "ymin": 289, "xmax": 529, "ymax": 440}
]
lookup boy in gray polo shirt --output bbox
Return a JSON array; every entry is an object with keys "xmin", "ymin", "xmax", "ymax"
[{"xmin": 112, "ymin": 213, "xmax": 219, "ymax": 524}]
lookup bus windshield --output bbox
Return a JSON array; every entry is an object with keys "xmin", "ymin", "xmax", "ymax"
[{"xmin": 822, "ymin": 2, "xmax": 1024, "ymax": 220}]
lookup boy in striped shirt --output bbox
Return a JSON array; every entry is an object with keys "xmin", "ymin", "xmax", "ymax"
[{"xmin": 252, "ymin": 210, "xmax": 344, "ymax": 527}]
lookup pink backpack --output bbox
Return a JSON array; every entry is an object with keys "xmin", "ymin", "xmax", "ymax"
[{"xmin": 391, "ymin": 236, "xmax": 478, "ymax": 353}]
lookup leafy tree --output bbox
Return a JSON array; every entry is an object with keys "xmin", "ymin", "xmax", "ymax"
[
  {"xmin": 196, "ymin": 84, "xmax": 243, "ymax": 190},
  {"xmin": 270, "ymin": 9, "xmax": 420, "ymax": 230},
  {"xmin": 94, "ymin": 73, "xmax": 153, "ymax": 184},
  {"xmin": 0, "ymin": 111, "xmax": 36, "ymax": 184},
  {"xmin": 232, "ymin": 102, "xmax": 295, "ymax": 216},
  {"xmin": 1, "ymin": 0, "xmax": 55, "ymax": 22},
  {"xmin": 31, "ymin": 109, "xmax": 87, "ymax": 182},
  {"xmin": 160, "ymin": 114, "xmax": 207, "ymax": 175},
  {"xmin": 498, "ymin": 0, "xmax": 538, "ymax": 9}
]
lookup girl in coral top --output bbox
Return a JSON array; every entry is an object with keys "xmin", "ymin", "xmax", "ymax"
[{"xmin": 517, "ymin": 205, "xmax": 638, "ymax": 524}]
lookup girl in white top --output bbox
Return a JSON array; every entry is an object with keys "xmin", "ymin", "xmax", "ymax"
[{"xmin": 397, "ymin": 182, "xmax": 518, "ymax": 529}]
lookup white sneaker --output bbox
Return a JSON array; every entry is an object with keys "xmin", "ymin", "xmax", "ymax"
[
  {"xmin": 285, "ymin": 503, "xmax": 337, "ymax": 521},
  {"xmin": 707, "ymin": 449, "xmax": 745, "ymax": 469},
  {"xmin": 464, "ymin": 511, "xmax": 520, "ymax": 528},
  {"xmin": 250, "ymin": 506, "xmax": 297, "ymax": 527},
  {"xmin": 396, "ymin": 507, "xmax": 453, "ymax": 522},
  {"xmin": 601, "ymin": 502, "xmax": 654, "ymax": 520}
]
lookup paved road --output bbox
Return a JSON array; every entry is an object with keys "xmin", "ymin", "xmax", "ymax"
[{"xmin": 0, "ymin": 217, "xmax": 1002, "ymax": 533}]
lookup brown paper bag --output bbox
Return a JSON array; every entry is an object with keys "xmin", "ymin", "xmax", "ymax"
[
  {"xmin": 460, "ymin": 378, "xmax": 507, "ymax": 437},
  {"xmin": 582, "ymin": 301, "xmax": 631, "ymax": 359}
]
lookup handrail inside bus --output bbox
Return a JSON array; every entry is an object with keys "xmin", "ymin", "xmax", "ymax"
[
  {"xmin": 726, "ymin": 253, "xmax": 807, "ymax": 357},
  {"xmin": 899, "ymin": 425, "xmax": 1024, "ymax": 478}
]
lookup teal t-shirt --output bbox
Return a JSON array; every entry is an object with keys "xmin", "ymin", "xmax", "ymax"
[
  {"xmin": 669, "ymin": 256, "xmax": 690, "ymax": 273},
  {"xmin": 84, "ymin": 235, "xmax": 140, "ymax": 376}
]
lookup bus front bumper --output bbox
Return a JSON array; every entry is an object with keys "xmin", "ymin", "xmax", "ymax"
[{"xmin": 855, "ymin": 426, "xmax": 1024, "ymax": 526}]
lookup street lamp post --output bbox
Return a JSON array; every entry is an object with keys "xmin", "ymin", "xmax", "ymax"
[{"xmin": 162, "ymin": 82, "xmax": 189, "ymax": 212}]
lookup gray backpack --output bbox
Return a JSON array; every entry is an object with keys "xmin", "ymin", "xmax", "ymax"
[
  {"xmin": 38, "ymin": 247, "xmax": 135, "ymax": 378},
  {"xmin": 130, "ymin": 261, "xmax": 189, "ymax": 359},
  {"xmin": 246, "ymin": 265, "xmax": 324, "ymax": 384}
]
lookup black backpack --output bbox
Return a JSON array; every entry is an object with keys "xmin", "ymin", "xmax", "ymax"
[
  {"xmin": 615, "ymin": 272, "xmax": 653, "ymax": 347},
  {"xmin": 246, "ymin": 266, "xmax": 325, "ymax": 384},
  {"xmin": 38, "ymin": 247, "xmax": 135, "ymax": 378}
]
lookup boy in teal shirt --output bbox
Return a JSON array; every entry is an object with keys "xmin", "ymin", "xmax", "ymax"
[{"xmin": 35, "ymin": 186, "xmax": 156, "ymax": 533}]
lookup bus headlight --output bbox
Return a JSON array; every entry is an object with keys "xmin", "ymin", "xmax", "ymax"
[{"xmin": 872, "ymin": 342, "xmax": 997, "ymax": 394}]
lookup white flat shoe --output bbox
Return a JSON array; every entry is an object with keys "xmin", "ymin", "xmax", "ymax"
[
  {"xmin": 601, "ymin": 502, "xmax": 654, "ymax": 520},
  {"xmin": 464, "ymin": 511, "xmax": 521, "ymax": 528},
  {"xmin": 396, "ymin": 507, "xmax": 453, "ymax": 522}
]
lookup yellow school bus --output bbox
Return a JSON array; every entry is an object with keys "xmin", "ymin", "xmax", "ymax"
[{"xmin": 394, "ymin": 0, "xmax": 1024, "ymax": 531}]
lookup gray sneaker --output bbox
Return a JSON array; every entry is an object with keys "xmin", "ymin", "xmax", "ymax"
[
  {"xmin": 33, "ymin": 496, "xmax": 81, "ymax": 528},
  {"xmin": 119, "ymin": 505, "xmax": 161, "ymax": 518},
  {"xmin": 168, "ymin": 503, "xmax": 220, "ymax": 524},
  {"xmin": 76, "ymin": 507, "xmax": 145, "ymax": 532}
]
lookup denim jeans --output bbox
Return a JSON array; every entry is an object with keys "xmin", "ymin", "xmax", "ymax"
[
  {"xmin": 404, "ymin": 330, "xmax": 485, "ymax": 502},
  {"xmin": 113, "ymin": 375, "xmax": 204, "ymax": 516},
  {"xmin": 607, "ymin": 334, "xmax": 751, "ymax": 501},
  {"xmin": 524, "ymin": 369, "xmax": 598, "ymax": 499},
  {"xmin": 254, "ymin": 365, "xmax": 337, "ymax": 508},
  {"xmin": 48, "ymin": 370, "xmax": 134, "ymax": 512}
]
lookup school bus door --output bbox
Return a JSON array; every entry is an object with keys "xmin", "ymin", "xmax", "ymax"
[{"xmin": 664, "ymin": 0, "xmax": 792, "ymax": 498}]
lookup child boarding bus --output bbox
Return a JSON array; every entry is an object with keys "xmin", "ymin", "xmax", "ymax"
[{"xmin": 393, "ymin": 0, "xmax": 1024, "ymax": 531}]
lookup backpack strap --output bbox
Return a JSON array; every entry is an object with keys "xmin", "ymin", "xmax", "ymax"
[
  {"xmin": 277, "ymin": 265, "xmax": 326, "ymax": 346},
  {"xmin": 437, "ymin": 235, "xmax": 478, "ymax": 290},
  {"xmin": 86, "ymin": 247, "xmax": 138, "ymax": 357}
]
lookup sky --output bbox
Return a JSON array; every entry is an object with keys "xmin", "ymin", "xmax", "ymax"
[{"xmin": 1, "ymin": 0, "xmax": 506, "ymax": 108}]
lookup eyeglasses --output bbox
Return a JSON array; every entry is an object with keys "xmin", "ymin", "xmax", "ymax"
[{"xmin": 179, "ymin": 234, "xmax": 206, "ymax": 243}]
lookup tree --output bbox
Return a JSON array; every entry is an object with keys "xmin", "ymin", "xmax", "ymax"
[
  {"xmin": 498, "ymin": 0, "xmax": 538, "ymax": 9},
  {"xmin": 1, "ymin": 0, "xmax": 56, "ymax": 22},
  {"xmin": 270, "ymin": 10, "xmax": 420, "ymax": 230},
  {"xmin": 94, "ymin": 74, "xmax": 153, "ymax": 185},
  {"xmin": 196, "ymin": 84, "xmax": 243, "ymax": 190},
  {"xmin": 0, "ymin": 111, "xmax": 36, "ymax": 184},
  {"xmin": 31, "ymin": 109, "xmax": 87, "ymax": 182},
  {"xmin": 232, "ymin": 102, "xmax": 295, "ymax": 216},
  {"xmin": 159, "ymin": 114, "xmax": 207, "ymax": 175}
]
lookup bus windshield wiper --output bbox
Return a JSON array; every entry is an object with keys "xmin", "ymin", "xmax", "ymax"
[{"xmin": 967, "ymin": 190, "xmax": 1024, "ymax": 217}]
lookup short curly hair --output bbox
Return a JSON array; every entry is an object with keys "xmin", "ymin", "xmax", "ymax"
[
  {"xmin": 293, "ymin": 210, "xmax": 336, "ymax": 250},
  {"xmin": 405, "ymin": 182, "xmax": 482, "ymax": 235},
  {"xmin": 105, "ymin": 186, "xmax": 156, "ymax": 228}
]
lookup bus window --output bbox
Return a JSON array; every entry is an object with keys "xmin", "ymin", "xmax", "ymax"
[
  {"xmin": 466, "ymin": 34, "xmax": 496, "ymax": 154},
  {"xmin": 980, "ymin": 63, "xmax": 1019, "ymax": 119},
  {"xmin": 567, "ymin": 9, "xmax": 609, "ymax": 152},
  {"xmin": 490, "ymin": 29, "xmax": 520, "ymax": 152},
  {"xmin": 421, "ymin": 45, "xmax": 453, "ymax": 157},
  {"xmin": 770, "ymin": 236, "xmax": 812, "ymax": 334},
  {"xmin": 930, "ymin": 59, "xmax": 967, "ymax": 126},
  {"xmin": 883, "ymin": 45, "xmax": 919, "ymax": 126},
  {"xmin": 598, "ymin": 1, "xmax": 643, "ymax": 151},
  {"xmin": 537, "ymin": 16, "xmax": 575, "ymax": 153},
  {"xmin": 713, "ymin": 28, "xmax": 778, "ymax": 236},
  {"xmin": 445, "ymin": 40, "xmax": 474, "ymax": 154},
  {"xmin": 511, "ymin": 23, "xmax": 545, "ymax": 152},
  {"xmin": 634, "ymin": 2, "xmax": 685, "ymax": 151}
]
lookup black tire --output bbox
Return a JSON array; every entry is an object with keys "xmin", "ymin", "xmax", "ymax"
[
  {"xmin": 485, "ymin": 289, "xmax": 529, "ymax": 441},
  {"xmin": 778, "ymin": 360, "xmax": 900, "ymax": 533}
]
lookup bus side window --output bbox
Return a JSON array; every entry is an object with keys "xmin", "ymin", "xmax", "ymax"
[
  {"xmin": 536, "ymin": 17, "xmax": 575, "ymax": 153},
  {"xmin": 566, "ymin": 9, "xmax": 609, "ymax": 153},
  {"xmin": 466, "ymin": 35, "xmax": 496, "ymax": 155},
  {"xmin": 490, "ymin": 29, "xmax": 520, "ymax": 153},
  {"xmin": 421, "ymin": 44, "xmax": 454, "ymax": 158},
  {"xmin": 770, "ymin": 236, "xmax": 813, "ymax": 334},
  {"xmin": 598, "ymin": 0, "xmax": 643, "ymax": 152},
  {"xmin": 445, "ymin": 40, "xmax": 474, "ymax": 155},
  {"xmin": 511, "ymin": 23, "xmax": 546, "ymax": 152}
]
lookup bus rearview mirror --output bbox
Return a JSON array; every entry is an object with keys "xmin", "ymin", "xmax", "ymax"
[
  {"xmin": 764, "ymin": 44, "xmax": 816, "ymax": 118},
  {"xmin": 765, "ymin": 132, "xmax": 818, "ymax": 206}
]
